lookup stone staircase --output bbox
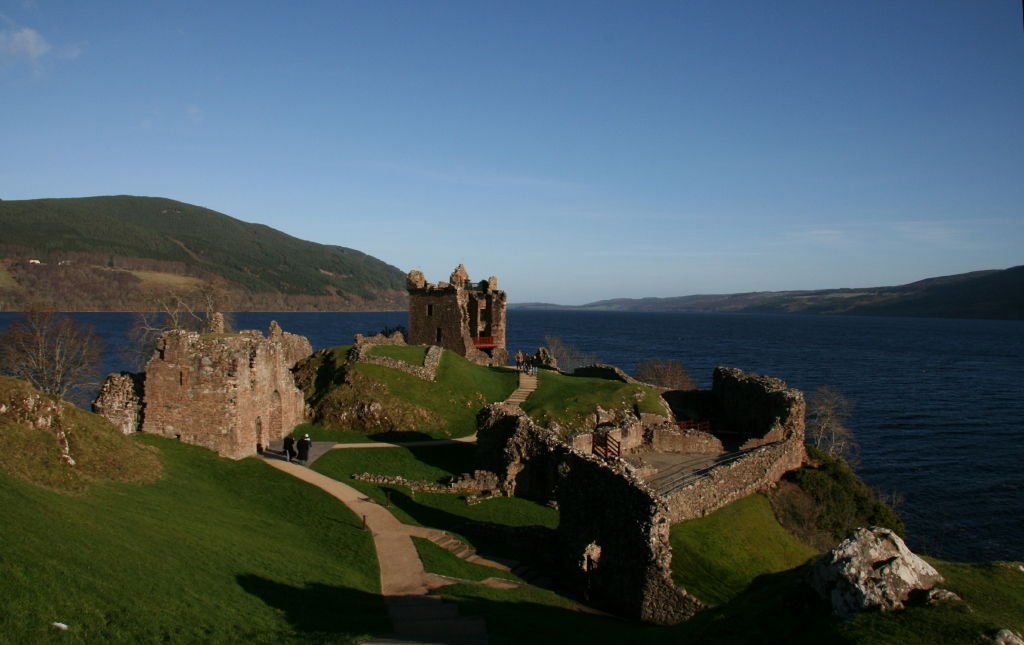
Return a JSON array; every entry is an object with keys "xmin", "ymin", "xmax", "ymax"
[
  {"xmin": 360, "ymin": 595, "xmax": 488, "ymax": 645},
  {"xmin": 503, "ymin": 372, "xmax": 538, "ymax": 407},
  {"xmin": 427, "ymin": 532, "xmax": 552, "ymax": 589}
]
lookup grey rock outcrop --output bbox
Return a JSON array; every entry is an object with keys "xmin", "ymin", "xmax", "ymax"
[
  {"xmin": 808, "ymin": 526, "xmax": 944, "ymax": 617},
  {"xmin": 992, "ymin": 630, "xmax": 1024, "ymax": 645}
]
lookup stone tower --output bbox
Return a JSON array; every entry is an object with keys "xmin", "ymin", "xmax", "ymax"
[{"xmin": 406, "ymin": 264, "xmax": 509, "ymax": 367}]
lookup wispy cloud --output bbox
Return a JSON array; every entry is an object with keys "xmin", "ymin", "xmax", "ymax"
[
  {"xmin": 0, "ymin": 25, "xmax": 81, "ymax": 74},
  {"xmin": 0, "ymin": 27, "xmax": 50, "ymax": 64}
]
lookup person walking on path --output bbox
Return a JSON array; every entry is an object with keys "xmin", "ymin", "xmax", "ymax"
[
  {"xmin": 282, "ymin": 435, "xmax": 295, "ymax": 462},
  {"xmin": 296, "ymin": 434, "xmax": 312, "ymax": 466},
  {"xmin": 515, "ymin": 350, "xmax": 523, "ymax": 371}
]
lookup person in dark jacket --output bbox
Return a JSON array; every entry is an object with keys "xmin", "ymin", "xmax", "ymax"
[
  {"xmin": 296, "ymin": 434, "xmax": 312, "ymax": 466},
  {"xmin": 282, "ymin": 436, "xmax": 296, "ymax": 462}
]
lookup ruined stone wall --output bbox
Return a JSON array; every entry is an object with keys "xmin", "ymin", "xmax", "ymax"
[
  {"xmin": 660, "ymin": 435, "xmax": 806, "ymax": 524},
  {"xmin": 349, "ymin": 341, "xmax": 443, "ymax": 381},
  {"xmin": 712, "ymin": 366, "xmax": 805, "ymax": 447},
  {"xmin": 572, "ymin": 364, "xmax": 645, "ymax": 385},
  {"xmin": 139, "ymin": 325, "xmax": 308, "ymax": 460},
  {"xmin": 475, "ymin": 403, "xmax": 566, "ymax": 500},
  {"xmin": 269, "ymin": 320, "xmax": 314, "ymax": 368},
  {"xmin": 92, "ymin": 372, "xmax": 145, "ymax": 434},
  {"xmin": 556, "ymin": 452, "xmax": 705, "ymax": 624},
  {"xmin": 646, "ymin": 424, "xmax": 725, "ymax": 454}
]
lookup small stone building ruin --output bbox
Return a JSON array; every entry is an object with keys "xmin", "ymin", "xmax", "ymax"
[
  {"xmin": 93, "ymin": 321, "xmax": 312, "ymax": 460},
  {"xmin": 472, "ymin": 366, "xmax": 806, "ymax": 624},
  {"xmin": 406, "ymin": 264, "xmax": 508, "ymax": 367}
]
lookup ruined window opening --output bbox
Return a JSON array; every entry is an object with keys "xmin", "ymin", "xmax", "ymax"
[
  {"xmin": 427, "ymin": 304, "xmax": 433, "ymax": 316},
  {"xmin": 179, "ymin": 372, "xmax": 184, "ymax": 386},
  {"xmin": 436, "ymin": 328, "xmax": 442, "ymax": 343}
]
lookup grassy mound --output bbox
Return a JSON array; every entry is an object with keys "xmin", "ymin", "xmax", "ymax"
[
  {"xmin": 769, "ymin": 446, "xmax": 904, "ymax": 551},
  {"xmin": 0, "ymin": 436, "xmax": 387, "ymax": 644},
  {"xmin": 412, "ymin": 538, "xmax": 523, "ymax": 583},
  {"xmin": 521, "ymin": 370, "xmax": 668, "ymax": 434},
  {"xmin": 669, "ymin": 494, "xmax": 818, "ymax": 605},
  {"xmin": 311, "ymin": 445, "xmax": 557, "ymax": 546},
  {"xmin": 293, "ymin": 346, "xmax": 519, "ymax": 440},
  {"xmin": 0, "ymin": 377, "xmax": 162, "ymax": 494},
  {"xmin": 365, "ymin": 344, "xmax": 428, "ymax": 366}
]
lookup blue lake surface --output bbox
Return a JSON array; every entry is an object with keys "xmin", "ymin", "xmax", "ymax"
[{"xmin": 2, "ymin": 309, "xmax": 1021, "ymax": 563}]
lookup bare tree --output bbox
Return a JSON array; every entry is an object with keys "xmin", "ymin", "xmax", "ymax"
[
  {"xmin": 634, "ymin": 358, "xmax": 697, "ymax": 390},
  {"xmin": 806, "ymin": 385, "xmax": 859, "ymax": 462},
  {"xmin": 542, "ymin": 335, "xmax": 600, "ymax": 373},
  {"xmin": 125, "ymin": 282, "xmax": 236, "ymax": 369},
  {"xmin": 0, "ymin": 305, "xmax": 104, "ymax": 465}
]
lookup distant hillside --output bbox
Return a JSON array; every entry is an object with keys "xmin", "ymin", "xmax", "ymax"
[
  {"xmin": 510, "ymin": 266, "xmax": 1024, "ymax": 320},
  {"xmin": 0, "ymin": 196, "xmax": 408, "ymax": 311}
]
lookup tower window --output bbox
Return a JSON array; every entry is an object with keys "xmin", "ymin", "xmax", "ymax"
[
  {"xmin": 436, "ymin": 328, "xmax": 442, "ymax": 343},
  {"xmin": 427, "ymin": 304, "xmax": 434, "ymax": 316}
]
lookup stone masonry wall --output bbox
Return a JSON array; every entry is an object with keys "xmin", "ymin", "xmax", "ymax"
[
  {"xmin": 646, "ymin": 424, "xmax": 725, "ymax": 454},
  {"xmin": 348, "ymin": 332, "xmax": 444, "ymax": 381},
  {"xmin": 406, "ymin": 265, "xmax": 507, "ymax": 367},
  {"xmin": 475, "ymin": 403, "xmax": 565, "ymax": 499},
  {"xmin": 556, "ymin": 451, "xmax": 705, "ymax": 624},
  {"xmin": 139, "ymin": 324, "xmax": 310, "ymax": 460},
  {"xmin": 661, "ymin": 436, "xmax": 806, "ymax": 524},
  {"xmin": 712, "ymin": 366, "xmax": 805, "ymax": 448},
  {"xmin": 92, "ymin": 372, "xmax": 145, "ymax": 434}
]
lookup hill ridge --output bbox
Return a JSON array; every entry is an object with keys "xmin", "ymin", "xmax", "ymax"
[{"xmin": 0, "ymin": 195, "xmax": 409, "ymax": 311}]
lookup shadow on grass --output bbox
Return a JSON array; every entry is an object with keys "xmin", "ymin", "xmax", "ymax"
[
  {"xmin": 383, "ymin": 487, "xmax": 474, "ymax": 531},
  {"xmin": 406, "ymin": 443, "xmax": 477, "ymax": 476},
  {"xmin": 441, "ymin": 567, "xmax": 848, "ymax": 645},
  {"xmin": 236, "ymin": 574, "xmax": 389, "ymax": 638}
]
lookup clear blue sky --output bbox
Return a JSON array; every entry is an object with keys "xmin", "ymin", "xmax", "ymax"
[{"xmin": 2, "ymin": 1, "xmax": 1022, "ymax": 304}]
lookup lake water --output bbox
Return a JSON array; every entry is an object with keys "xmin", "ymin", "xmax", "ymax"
[{"xmin": 2, "ymin": 310, "xmax": 1021, "ymax": 563}]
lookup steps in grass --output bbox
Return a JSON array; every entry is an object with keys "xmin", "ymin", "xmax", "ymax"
[
  {"xmin": 359, "ymin": 595, "xmax": 488, "ymax": 645},
  {"xmin": 503, "ymin": 373, "xmax": 538, "ymax": 407},
  {"xmin": 428, "ymin": 532, "xmax": 552, "ymax": 590}
]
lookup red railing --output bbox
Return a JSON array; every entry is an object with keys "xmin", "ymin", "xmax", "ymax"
[
  {"xmin": 677, "ymin": 420, "xmax": 711, "ymax": 433},
  {"xmin": 472, "ymin": 336, "xmax": 498, "ymax": 349},
  {"xmin": 592, "ymin": 433, "xmax": 620, "ymax": 459}
]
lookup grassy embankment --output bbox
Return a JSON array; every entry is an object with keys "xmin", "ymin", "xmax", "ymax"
[
  {"xmin": 412, "ymin": 538, "xmax": 523, "ymax": 583},
  {"xmin": 292, "ymin": 346, "xmax": 519, "ymax": 442},
  {"xmin": 0, "ymin": 382, "xmax": 387, "ymax": 644},
  {"xmin": 521, "ymin": 369, "xmax": 668, "ymax": 434},
  {"xmin": 311, "ymin": 444, "xmax": 557, "ymax": 551}
]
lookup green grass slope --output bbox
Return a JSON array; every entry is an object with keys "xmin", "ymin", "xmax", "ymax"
[
  {"xmin": 669, "ymin": 494, "xmax": 818, "ymax": 605},
  {"xmin": 294, "ymin": 347, "xmax": 519, "ymax": 440},
  {"xmin": 311, "ymin": 444, "xmax": 558, "ymax": 545},
  {"xmin": 412, "ymin": 537, "xmax": 523, "ymax": 583},
  {"xmin": 0, "ymin": 195, "xmax": 406, "ymax": 301},
  {"xmin": 521, "ymin": 370, "xmax": 667, "ymax": 434},
  {"xmin": 0, "ymin": 436, "xmax": 388, "ymax": 644}
]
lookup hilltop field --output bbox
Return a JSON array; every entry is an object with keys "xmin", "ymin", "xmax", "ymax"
[{"xmin": 1, "ymin": 355, "xmax": 1022, "ymax": 644}]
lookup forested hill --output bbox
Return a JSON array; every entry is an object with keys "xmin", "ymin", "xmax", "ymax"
[
  {"xmin": 511, "ymin": 266, "xmax": 1024, "ymax": 321},
  {"xmin": 0, "ymin": 196, "xmax": 408, "ymax": 311}
]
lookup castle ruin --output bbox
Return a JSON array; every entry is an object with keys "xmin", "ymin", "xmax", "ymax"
[
  {"xmin": 94, "ymin": 321, "xmax": 312, "ymax": 460},
  {"xmin": 406, "ymin": 264, "xmax": 508, "ymax": 367},
  {"xmin": 470, "ymin": 366, "xmax": 807, "ymax": 624}
]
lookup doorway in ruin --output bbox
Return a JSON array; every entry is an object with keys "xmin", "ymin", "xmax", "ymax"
[{"xmin": 255, "ymin": 416, "xmax": 263, "ymax": 452}]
